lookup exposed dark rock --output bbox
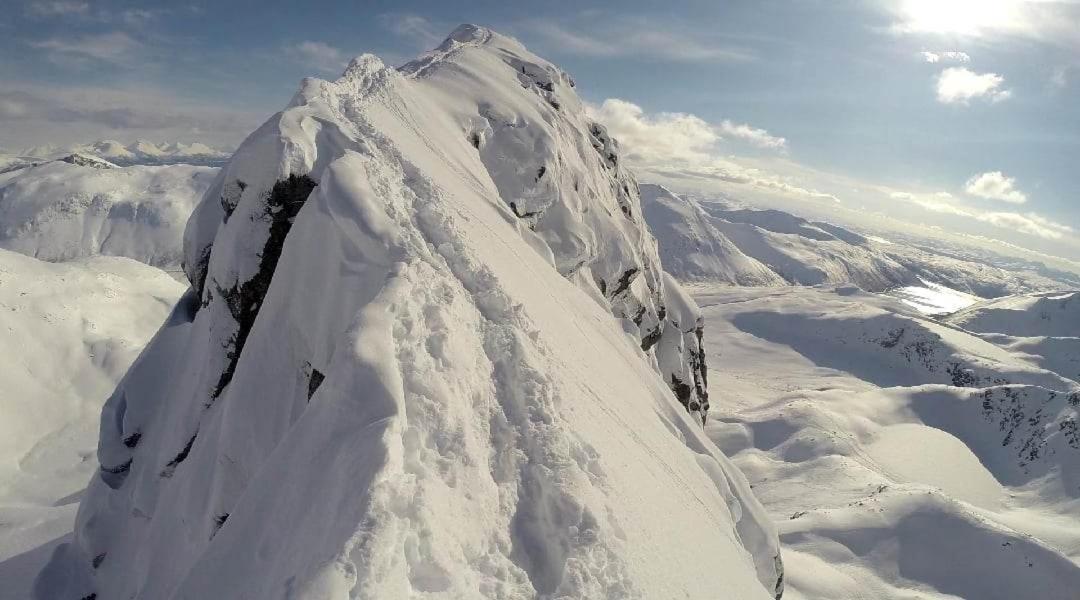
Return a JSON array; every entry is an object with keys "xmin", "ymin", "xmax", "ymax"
[
  {"xmin": 670, "ymin": 374, "xmax": 693, "ymax": 408},
  {"xmin": 508, "ymin": 201, "xmax": 540, "ymax": 219},
  {"xmin": 609, "ymin": 268, "xmax": 639, "ymax": 298},
  {"xmin": 99, "ymin": 459, "xmax": 132, "ymax": 489},
  {"xmin": 307, "ymin": 368, "xmax": 325, "ymax": 400},
  {"xmin": 947, "ymin": 362, "xmax": 979, "ymax": 387},
  {"xmin": 160, "ymin": 433, "xmax": 197, "ymax": 478},
  {"xmin": 211, "ymin": 513, "xmax": 229, "ymax": 538},
  {"xmin": 210, "ymin": 174, "xmax": 317, "ymax": 400},
  {"xmin": 220, "ymin": 180, "xmax": 246, "ymax": 223},
  {"xmin": 122, "ymin": 432, "xmax": 141, "ymax": 449},
  {"xmin": 640, "ymin": 326, "xmax": 662, "ymax": 352},
  {"xmin": 186, "ymin": 245, "xmax": 213, "ymax": 303},
  {"xmin": 773, "ymin": 554, "xmax": 785, "ymax": 599},
  {"xmin": 92, "ymin": 553, "xmax": 106, "ymax": 569}
]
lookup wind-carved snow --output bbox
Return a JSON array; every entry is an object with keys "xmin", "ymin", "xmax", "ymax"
[{"xmin": 37, "ymin": 26, "xmax": 781, "ymax": 599}]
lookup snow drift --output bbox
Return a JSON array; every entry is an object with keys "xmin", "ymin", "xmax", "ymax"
[{"xmin": 38, "ymin": 26, "xmax": 781, "ymax": 599}]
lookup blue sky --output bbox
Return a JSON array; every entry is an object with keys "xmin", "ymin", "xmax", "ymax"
[{"xmin": 1, "ymin": 1, "xmax": 1078, "ymax": 265}]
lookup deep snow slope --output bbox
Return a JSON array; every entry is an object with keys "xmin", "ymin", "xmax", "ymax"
[
  {"xmin": 640, "ymin": 184, "xmax": 785, "ymax": 286},
  {"xmin": 39, "ymin": 26, "xmax": 781, "ymax": 599},
  {"xmin": 0, "ymin": 159, "xmax": 216, "ymax": 270},
  {"xmin": 691, "ymin": 284, "xmax": 1080, "ymax": 600},
  {"xmin": 0, "ymin": 249, "xmax": 184, "ymax": 600}
]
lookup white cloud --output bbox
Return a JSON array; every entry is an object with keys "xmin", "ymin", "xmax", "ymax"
[
  {"xmin": 286, "ymin": 41, "xmax": 347, "ymax": 73},
  {"xmin": 921, "ymin": 50, "xmax": 970, "ymax": 63},
  {"xmin": 719, "ymin": 120, "xmax": 787, "ymax": 150},
  {"xmin": 30, "ymin": 31, "xmax": 139, "ymax": 64},
  {"xmin": 935, "ymin": 67, "xmax": 1011, "ymax": 104},
  {"xmin": 885, "ymin": 186, "xmax": 1070, "ymax": 240},
  {"xmin": 529, "ymin": 19, "xmax": 754, "ymax": 63},
  {"xmin": 964, "ymin": 171, "xmax": 1027, "ymax": 203},
  {"xmin": 588, "ymin": 99, "xmax": 718, "ymax": 164},
  {"xmin": 976, "ymin": 212, "xmax": 1073, "ymax": 239},
  {"xmin": 588, "ymin": 98, "xmax": 836, "ymax": 203}
]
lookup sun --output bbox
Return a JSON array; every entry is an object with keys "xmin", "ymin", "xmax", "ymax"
[{"xmin": 897, "ymin": 0, "xmax": 1024, "ymax": 36}]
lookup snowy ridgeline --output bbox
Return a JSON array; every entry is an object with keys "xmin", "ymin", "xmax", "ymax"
[
  {"xmin": 640, "ymin": 184, "xmax": 1076, "ymax": 296},
  {"xmin": 0, "ymin": 158, "xmax": 216, "ymax": 270},
  {"xmin": 37, "ymin": 26, "xmax": 784, "ymax": 599}
]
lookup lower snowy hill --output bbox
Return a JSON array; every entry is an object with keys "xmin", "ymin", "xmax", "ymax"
[
  {"xmin": 946, "ymin": 291, "xmax": 1079, "ymax": 337},
  {"xmin": 692, "ymin": 284, "xmax": 1080, "ymax": 600},
  {"xmin": 640, "ymin": 184, "xmax": 786, "ymax": 285},
  {"xmin": 644, "ymin": 186, "xmax": 1073, "ymax": 297},
  {"xmin": 0, "ymin": 249, "xmax": 184, "ymax": 600},
  {"xmin": 943, "ymin": 290, "xmax": 1080, "ymax": 383},
  {"xmin": 0, "ymin": 159, "xmax": 216, "ymax": 270},
  {"xmin": 39, "ymin": 26, "xmax": 782, "ymax": 599}
]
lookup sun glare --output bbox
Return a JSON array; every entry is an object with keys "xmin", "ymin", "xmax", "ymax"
[{"xmin": 899, "ymin": 0, "xmax": 1024, "ymax": 36}]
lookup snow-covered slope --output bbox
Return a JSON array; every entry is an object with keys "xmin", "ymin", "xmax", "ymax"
[
  {"xmin": 39, "ymin": 26, "xmax": 781, "ymax": 599},
  {"xmin": 943, "ymin": 291, "xmax": 1080, "ymax": 383},
  {"xmin": 22, "ymin": 140, "xmax": 230, "ymax": 167},
  {"xmin": 694, "ymin": 285, "xmax": 1080, "ymax": 600},
  {"xmin": 645, "ymin": 187, "xmax": 1071, "ymax": 297},
  {"xmin": 946, "ymin": 291, "xmax": 1080, "ymax": 338},
  {"xmin": 0, "ymin": 249, "xmax": 184, "ymax": 600},
  {"xmin": 640, "ymin": 184, "xmax": 785, "ymax": 285},
  {"xmin": 0, "ymin": 159, "xmax": 216, "ymax": 269}
]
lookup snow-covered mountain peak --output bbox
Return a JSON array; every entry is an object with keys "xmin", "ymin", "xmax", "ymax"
[{"xmin": 43, "ymin": 26, "xmax": 781, "ymax": 600}]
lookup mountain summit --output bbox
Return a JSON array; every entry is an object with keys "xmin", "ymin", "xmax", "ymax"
[{"xmin": 38, "ymin": 25, "xmax": 782, "ymax": 599}]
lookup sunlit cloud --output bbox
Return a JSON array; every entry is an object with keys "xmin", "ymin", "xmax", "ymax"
[
  {"xmin": 921, "ymin": 50, "xmax": 970, "ymax": 63},
  {"xmin": 936, "ymin": 67, "xmax": 1011, "ymax": 104},
  {"xmin": 964, "ymin": 171, "xmax": 1027, "ymax": 203},
  {"xmin": 719, "ymin": 120, "xmax": 788, "ymax": 150},
  {"xmin": 588, "ymin": 98, "xmax": 834, "ymax": 202},
  {"xmin": 886, "ymin": 186, "xmax": 1069, "ymax": 240}
]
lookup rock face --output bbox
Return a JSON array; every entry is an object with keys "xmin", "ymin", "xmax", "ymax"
[{"xmin": 38, "ymin": 26, "xmax": 781, "ymax": 599}]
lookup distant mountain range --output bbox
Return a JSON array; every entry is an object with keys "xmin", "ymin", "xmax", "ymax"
[{"xmin": 16, "ymin": 139, "xmax": 231, "ymax": 167}]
